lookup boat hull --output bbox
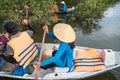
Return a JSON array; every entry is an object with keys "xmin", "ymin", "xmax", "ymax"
[
  {"xmin": 55, "ymin": 9, "xmax": 74, "ymax": 14},
  {"xmin": 0, "ymin": 43, "xmax": 120, "ymax": 80}
]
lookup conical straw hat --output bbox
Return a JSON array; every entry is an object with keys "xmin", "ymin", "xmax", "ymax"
[
  {"xmin": 61, "ymin": 1, "xmax": 65, "ymax": 4},
  {"xmin": 53, "ymin": 23, "xmax": 76, "ymax": 43}
]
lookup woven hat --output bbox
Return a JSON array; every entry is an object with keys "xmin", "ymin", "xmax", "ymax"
[
  {"xmin": 53, "ymin": 23, "xmax": 76, "ymax": 43},
  {"xmin": 61, "ymin": 1, "xmax": 65, "ymax": 4}
]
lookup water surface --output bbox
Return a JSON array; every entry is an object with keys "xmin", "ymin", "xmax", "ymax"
[
  {"xmin": 78, "ymin": 2, "xmax": 120, "ymax": 80},
  {"xmin": 75, "ymin": 1, "xmax": 120, "ymax": 51}
]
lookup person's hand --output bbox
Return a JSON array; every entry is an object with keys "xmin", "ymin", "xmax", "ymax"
[
  {"xmin": 33, "ymin": 61, "xmax": 40, "ymax": 69},
  {"xmin": 4, "ymin": 33, "xmax": 9, "ymax": 40},
  {"xmin": 22, "ymin": 19, "xmax": 29, "ymax": 26},
  {"xmin": 0, "ymin": 33, "xmax": 2, "ymax": 36},
  {"xmin": 43, "ymin": 25, "xmax": 49, "ymax": 34}
]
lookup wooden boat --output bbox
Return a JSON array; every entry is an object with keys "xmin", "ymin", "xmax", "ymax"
[{"xmin": 0, "ymin": 43, "xmax": 120, "ymax": 80}]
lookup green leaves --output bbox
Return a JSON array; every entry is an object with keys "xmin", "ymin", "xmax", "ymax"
[
  {"xmin": 75, "ymin": 0, "xmax": 118, "ymax": 22},
  {"xmin": 0, "ymin": 0, "xmax": 54, "ymax": 26}
]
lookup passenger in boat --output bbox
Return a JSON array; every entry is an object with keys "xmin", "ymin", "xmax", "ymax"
[
  {"xmin": 0, "ymin": 33, "xmax": 9, "ymax": 66},
  {"xmin": 0, "ymin": 33, "xmax": 9, "ymax": 53},
  {"xmin": 0, "ymin": 19, "xmax": 39, "ymax": 76},
  {"xmin": 40, "ymin": 23, "xmax": 76, "ymax": 69},
  {"xmin": 0, "ymin": 23, "xmax": 10, "ymax": 66},
  {"xmin": 60, "ymin": 1, "xmax": 67, "ymax": 11}
]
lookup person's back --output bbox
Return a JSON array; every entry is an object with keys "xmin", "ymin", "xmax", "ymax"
[
  {"xmin": 7, "ymin": 31, "xmax": 39, "ymax": 75},
  {"xmin": 53, "ymin": 42, "xmax": 74, "ymax": 68},
  {"xmin": 60, "ymin": 1, "xmax": 67, "ymax": 11}
]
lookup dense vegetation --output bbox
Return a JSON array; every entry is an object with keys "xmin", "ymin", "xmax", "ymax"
[
  {"xmin": 0, "ymin": 0, "xmax": 54, "ymax": 28},
  {"xmin": 75, "ymin": 0, "xmax": 119, "ymax": 22},
  {"xmin": 0, "ymin": 0, "xmax": 119, "ymax": 44},
  {"xmin": 0, "ymin": 0, "xmax": 119, "ymax": 30},
  {"xmin": 54, "ymin": 0, "xmax": 119, "ymax": 34}
]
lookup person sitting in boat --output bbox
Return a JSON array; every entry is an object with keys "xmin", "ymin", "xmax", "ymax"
[
  {"xmin": 0, "ymin": 33, "xmax": 9, "ymax": 53},
  {"xmin": 60, "ymin": 1, "xmax": 67, "ymax": 11},
  {"xmin": 0, "ymin": 33, "xmax": 9, "ymax": 66},
  {"xmin": 40, "ymin": 23, "xmax": 76, "ymax": 69},
  {"xmin": 0, "ymin": 19, "xmax": 40, "ymax": 76},
  {"xmin": 0, "ymin": 23, "xmax": 10, "ymax": 66}
]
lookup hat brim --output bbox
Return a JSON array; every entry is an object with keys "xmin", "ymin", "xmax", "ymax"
[
  {"xmin": 53, "ymin": 23, "xmax": 76, "ymax": 43},
  {"xmin": 61, "ymin": 1, "xmax": 65, "ymax": 4}
]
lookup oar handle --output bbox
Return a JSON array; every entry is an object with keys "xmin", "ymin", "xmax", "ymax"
[
  {"xmin": 26, "ymin": 10, "xmax": 28, "ymax": 18},
  {"xmin": 23, "ymin": 5, "xmax": 29, "ymax": 19},
  {"xmin": 35, "ymin": 25, "xmax": 47, "ymax": 80}
]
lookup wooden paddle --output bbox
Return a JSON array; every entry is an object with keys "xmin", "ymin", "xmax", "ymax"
[
  {"xmin": 23, "ymin": 5, "xmax": 29, "ymax": 19},
  {"xmin": 35, "ymin": 25, "xmax": 47, "ymax": 80}
]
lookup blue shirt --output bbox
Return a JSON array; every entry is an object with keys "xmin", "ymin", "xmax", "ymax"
[
  {"xmin": 61, "ymin": 4, "xmax": 67, "ymax": 11},
  {"xmin": 41, "ymin": 32, "xmax": 74, "ymax": 68}
]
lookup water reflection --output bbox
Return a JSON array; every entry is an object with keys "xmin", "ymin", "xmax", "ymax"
[
  {"xmin": 52, "ymin": 1, "xmax": 120, "ymax": 51},
  {"xmin": 97, "ymin": 1, "xmax": 120, "ymax": 51},
  {"xmin": 71, "ymin": 1, "xmax": 120, "ymax": 51},
  {"xmin": 74, "ymin": 22, "xmax": 101, "ymax": 35}
]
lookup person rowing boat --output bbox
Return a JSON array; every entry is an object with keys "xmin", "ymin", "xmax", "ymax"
[{"xmin": 0, "ymin": 19, "xmax": 40, "ymax": 76}]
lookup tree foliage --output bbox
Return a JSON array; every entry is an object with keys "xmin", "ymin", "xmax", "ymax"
[
  {"xmin": 0, "ymin": 0, "xmax": 54, "ymax": 27},
  {"xmin": 75, "ymin": 0, "xmax": 119, "ymax": 22}
]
